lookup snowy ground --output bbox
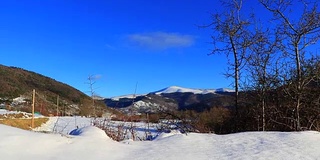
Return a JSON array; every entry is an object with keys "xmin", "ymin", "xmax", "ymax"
[
  {"xmin": 1, "ymin": 116, "xmax": 320, "ymax": 160},
  {"xmin": 33, "ymin": 116, "xmax": 161, "ymax": 140}
]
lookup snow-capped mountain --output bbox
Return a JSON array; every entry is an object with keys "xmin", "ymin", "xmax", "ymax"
[
  {"xmin": 105, "ymin": 86, "xmax": 234, "ymax": 114},
  {"xmin": 110, "ymin": 86, "xmax": 234, "ymax": 100},
  {"xmin": 153, "ymin": 86, "xmax": 215, "ymax": 94},
  {"xmin": 153, "ymin": 86, "xmax": 233, "ymax": 95}
]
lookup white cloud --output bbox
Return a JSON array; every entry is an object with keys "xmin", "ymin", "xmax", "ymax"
[
  {"xmin": 88, "ymin": 74, "xmax": 102, "ymax": 80},
  {"xmin": 127, "ymin": 32, "xmax": 194, "ymax": 50}
]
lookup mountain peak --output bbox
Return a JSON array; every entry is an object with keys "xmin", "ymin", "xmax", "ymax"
[{"xmin": 154, "ymin": 86, "xmax": 219, "ymax": 95}]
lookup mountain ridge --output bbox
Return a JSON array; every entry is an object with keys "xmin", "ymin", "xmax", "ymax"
[
  {"xmin": 105, "ymin": 86, "xmax": 235, "ymax": 114},
  {"xmin": 111, "ymin": 86, "xmax": 234, "ymax": 100}
]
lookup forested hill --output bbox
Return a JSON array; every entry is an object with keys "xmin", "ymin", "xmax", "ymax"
[
  {"xmin": 0, "ymin": 64, "xmax": 88, "ymax": 103},
  {"xmin": 0, "ymin": 64, "xmax": 112, "ymax": 117}
]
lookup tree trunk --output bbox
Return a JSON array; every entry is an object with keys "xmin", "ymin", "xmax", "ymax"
[
  {"xmin": 294, "ymin": 43, "xmax": 302, "ymax": 131},
  {"xmin": 231, "ymin": 37, "xmax": 239, "ymax": 119}
]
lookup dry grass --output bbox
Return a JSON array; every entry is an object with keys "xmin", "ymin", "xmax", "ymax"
[{"xmin": 0, "ymin": 117, "xmax": 49, "ymax": 130}]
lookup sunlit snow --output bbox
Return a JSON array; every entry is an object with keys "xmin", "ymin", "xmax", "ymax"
[{"xmin": 0, "ymin": 116, "xmax": 319, "ymax": 160}]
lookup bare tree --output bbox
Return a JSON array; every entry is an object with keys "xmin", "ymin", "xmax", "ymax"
[
  {"xmin": 259, "ymin": 0, "xmax": 320, "ymax": 130},
  {"xmin": 87, "ymin": 75, "xmax": 100, "ymax": 118},
  {"xmin": 205, "ymin": 0, "xmax": 254, "ymax": 129},
  {"xmin": 246, "ymin": 25, "xmax": 280, "ymax": 131}
]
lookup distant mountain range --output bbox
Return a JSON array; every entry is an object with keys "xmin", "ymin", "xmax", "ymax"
[
  {"xmin": 0, "ymin": 64, "xmax": 235, "ymax": 116},
  {"xmin": 104, "ymin": 86, "xmax": 235, "ymax": 114}
]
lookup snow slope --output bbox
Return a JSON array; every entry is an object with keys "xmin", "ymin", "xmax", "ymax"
[
  {"xmin": 1, "ymin": 122, "xmax": 320, "ymax": 160},
  {"xmin": 33, "ymin": 116, "xmax": 92, "ymax": 135},
  {"xmin": 0, "ymin": 124, "xmax": 131, "ymax": 160},
  {"xmin": 134, "ymin": 131, "xmax": 320, "ymax": 160}
]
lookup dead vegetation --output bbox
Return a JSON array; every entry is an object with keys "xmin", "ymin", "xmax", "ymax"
[{"xmin": 0, "ymin": 113, "xmax": 48, "ymax": 130}]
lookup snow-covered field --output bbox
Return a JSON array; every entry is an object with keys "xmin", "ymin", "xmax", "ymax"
[
  {"xmin": 1, "ymin": 116, "xmax": 320, "ymax": 160},
  {"xmin": 33, "ymin": 116, "xmax": 161, "ymax": 140}
]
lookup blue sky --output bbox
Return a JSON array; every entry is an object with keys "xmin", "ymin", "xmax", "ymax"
[{"xmin": 0, "ymin": 0, "xmax": 258, "ymax": 98}]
